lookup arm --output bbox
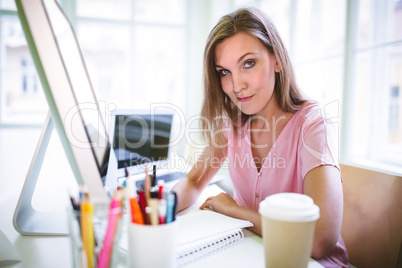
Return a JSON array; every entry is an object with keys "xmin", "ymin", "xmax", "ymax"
[
  {"xmin": 172, "ymin": 145, "xmax": 228, "ymax": 212},
  {"xmin": 200, "ymin": 193, "xmax": 262, "ymax": 235},
  {"xmin": 200, "ymin": 165, "xmax": 344, "ymax": 242},
  {"xmin": 303, "ymin": 165, "xmax": 343, "ymax": 259}
]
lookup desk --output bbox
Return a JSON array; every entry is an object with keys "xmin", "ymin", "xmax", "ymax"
[
  {"xmin": 0, "ymin": 128, "xmax": 322, "ymax": 268},
  {"xmin": 179, "ymin": 185, "xmax": 323, "ymax": 268},
  {"xmin": 0, "ymin": 128, "xmax": 74, "ymax": 268}
]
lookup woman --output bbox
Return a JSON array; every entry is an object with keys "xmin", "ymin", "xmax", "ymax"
[{"xmin": 173, "ymin": 7, "xmax": 349, "ymax": 267}]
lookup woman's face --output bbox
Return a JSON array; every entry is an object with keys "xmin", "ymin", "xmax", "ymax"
[{"xmin": 214, "ymin": 32, "xmax": 280, "ymax": 117}]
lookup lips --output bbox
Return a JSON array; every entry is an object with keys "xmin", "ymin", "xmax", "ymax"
[{"xmin": 237, "ymin": 95, "xmax": 253, "ymax": 102}]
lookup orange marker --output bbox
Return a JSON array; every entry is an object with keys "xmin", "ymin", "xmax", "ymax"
[{"xmin": 126, "ymin": 175, "xmax": 144, "ymax": 224}]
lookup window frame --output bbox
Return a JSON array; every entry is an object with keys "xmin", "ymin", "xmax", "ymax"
[{"xmin": 340, "ymin": 0, "xmax": 402, "ymax": 176}]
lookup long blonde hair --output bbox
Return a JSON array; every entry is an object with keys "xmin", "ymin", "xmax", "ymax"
[{"xmin": 201, "ymin": 7, "xmax": 304, "ymax": 147}]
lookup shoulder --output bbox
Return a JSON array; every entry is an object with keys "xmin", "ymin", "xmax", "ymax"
[
  {"xmin": 294, "ymin": 101, "xmax": 325, "ymax": 122},
  {"xmin": 294, "ymin": 102, "xmax": 340, "ymax": 177},
  {"xmin": 292, "ymin": 101, "xmax": 335, "ymax": 132},
  {"xmin": 291, "ymin": 100, "xmax": 339, "ymax": 156}
]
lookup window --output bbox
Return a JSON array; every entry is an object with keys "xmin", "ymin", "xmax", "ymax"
[
  {"xmin": 1, "ymin": 0, "xmax": 401, "ymax": 174},
  {"xmin": 291, "ymin": 0, "xmax": 346, "ymax": 105},
  {"xmin": 258, "ymin": 0, "xmax": 402, "ymax": 174},
  {"xmin": 343, "ymin": 0, "xmax": 402, "ymax": 173},
  {"xmin": 0, "ymin": 2, "xmax": 47, "ymax": 125},
  {"xmin": 0, "ymin": 0, "xmax": 187, "ymax": 126}
]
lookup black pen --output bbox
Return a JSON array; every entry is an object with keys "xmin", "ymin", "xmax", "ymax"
[
  {"xmin": 151, "ymin": 164, "xmax": 156, "ymax": 188},
  {"xmin": 172, "ymin": 191, "xmax": 178, "ymax": 221}
]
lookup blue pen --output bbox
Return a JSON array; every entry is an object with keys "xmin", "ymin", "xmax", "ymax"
[{"xmin": 165, "ymin": 191, "xmax": 176, "ymax": 223}]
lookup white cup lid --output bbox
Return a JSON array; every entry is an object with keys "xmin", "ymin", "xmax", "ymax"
[{"xmin": 259, "ymin": 193, "xmax": 320, "ymax": 222}]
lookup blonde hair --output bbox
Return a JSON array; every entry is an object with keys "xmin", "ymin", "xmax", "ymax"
[{"xmin": 201, "ymin": 7, "xmax": 304, "ymax": 147}]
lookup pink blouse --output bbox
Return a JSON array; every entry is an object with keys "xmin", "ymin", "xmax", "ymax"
[{"xmin": 225, "ymin": 101, "xmax": 349, "ymax": 267}]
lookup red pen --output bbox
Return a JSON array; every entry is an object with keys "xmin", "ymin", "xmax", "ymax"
[
  {"xmin": 137, "ymin": 190, "xmax": 148, "ymax": 224},
  {"xmin": 158, "ymin": 180, "xmax": 165, "ymax": 199},
  {"xmin": 158, "ymin": 198, "xmax": 167, "ymax": 224}
]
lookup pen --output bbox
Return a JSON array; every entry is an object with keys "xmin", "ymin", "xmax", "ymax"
[
  {"xmin": 69, "ymin": 195, "xmax": 82, "ymax": 238},
  {"xmin": 148, "ymin": 191, "xmax": 159, "ymax": 225},
  {"xmin": 78, "ymin": 185, "xmax": 87, "ymax": 202},
  {"xmin": 144, "ymin": 165, "xmax": 152, "ymax": 224},
  {"xmin": 158, "ymin": 198, "xmax": 167, "ymax": 224},
  {"xmin": 126, "ymin": 175, "xmax": 144, "ymax": 224},
  {"xmin": 172, "ymin": 191, "xmax": 178, "ymax": 222},
  {"xmin": 165, "ymin": 191, "xmax": 176, "ymax": 224},
  {"xmin": 98, "ymin": 189, "xmax": 123, "ymax": 268},
  {"xmin": 144, "ymin": 206, "xmax": 152, "ymax": 223},
  {"xmin": 130, "ymin": 197, "xmax": 144, "ymax": 224},
  {"xmin": 152, "ymin": 164, "xmax": 157, "ymax": 188},
  {"xmin": 80, "ymin": 193, "xmax": 94, "ymax": 268},
  {"xmin": 158, "ymin": 180, "xmax": 164, "ymax": 200},
  {"xmin": 70, "ymin": 195, "xmax": 80, "ymax": 211},
  {"xmin": 144, "ymin": 166, "xmax": 151, "ymax": 206},
  {"xmin": 137, "ymin": 190, "xmax": 148, "ymax": 224}
]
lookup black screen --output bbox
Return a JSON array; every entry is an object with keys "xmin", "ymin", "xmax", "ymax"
[{"xmin": 113, "ymin": 114, "xmax": 173, "ymax": 169}]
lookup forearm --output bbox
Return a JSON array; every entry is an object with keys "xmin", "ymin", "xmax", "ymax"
[
  {"xmin": 172, "ymin": 176, "xmax": 204, "ymax": 211},
  {"xmin": 173, "ymin": 147, "xmax": 226, "ymax": 211},
  {"xmin": 304, "ymin": 165, "xmax": 344, "ymax": 259},
  {"xmin": 229, "ymin": 205, "xmax": 262, "ymax": 236},
  {"xmin": 310, "ymin": 197, "xmax": 343, "ymax": 259}
]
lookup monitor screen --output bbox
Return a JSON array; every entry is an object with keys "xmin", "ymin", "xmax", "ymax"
[
  {"xmin": 113, "ymin": 114, "xmax": 173, "ymax": 169},
  {"xmin": 43, "ymin": 0, "xmax": 110, "ymax": 171},
  {"xmin": 16, "ymin": 0, "xmax": 116, "ymax": 203}
]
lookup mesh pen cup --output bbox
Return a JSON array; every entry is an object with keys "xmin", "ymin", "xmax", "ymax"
[
  {"xmin": 259, "ymin": 193, "xmax": 320, "ymax": 268},
  {"xmin": 127, "ymin": 220, "xmax": 178, "ymax": 268},
  {"xmin": 67, "ymin": 204, "xmax": 123, "ymax": 268}
]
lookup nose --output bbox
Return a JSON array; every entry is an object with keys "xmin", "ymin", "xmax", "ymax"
[{"xmin": 232, "ymin": 72, "xmax": 246, "ymax": 93}]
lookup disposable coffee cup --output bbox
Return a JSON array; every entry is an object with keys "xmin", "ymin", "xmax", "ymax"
[
  {"xmin": 127, "ymin": 221, "xmax": 178, "ymax": 268},
  {"xmin": 259, "ymin": 193, "xmax": 320, "ymax": 268}
]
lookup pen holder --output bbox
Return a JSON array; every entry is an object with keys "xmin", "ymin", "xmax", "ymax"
[
  {"xmin": 67, "ymin": 204, "xmax": 124, "ymax": 268},
  {"xmin": 127, "ymin": 220, "xmax": 178, "ymax": 268}
]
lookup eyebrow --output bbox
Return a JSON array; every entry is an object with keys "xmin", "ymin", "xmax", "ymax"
[
  {"xmin": 237, "ymin": 52, "xmax": 257, "ymax": 63},
  {"xmin": 215, "ymin": 52, "xmax": 258, "ymax": 69}
]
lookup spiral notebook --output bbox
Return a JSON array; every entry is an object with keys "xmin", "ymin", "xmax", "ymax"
[{"xmin": 176, "ymin": 210, "xmax": 253, "ymax": 266}]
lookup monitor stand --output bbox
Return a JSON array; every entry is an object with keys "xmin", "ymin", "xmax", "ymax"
[{"xmin": 13, "ymin": 112, "xmax": 68, "ymax": 236}]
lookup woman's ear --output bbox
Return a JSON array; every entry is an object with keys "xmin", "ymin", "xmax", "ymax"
[{"xmin": 274, "ymin": 61, "xmax": 280, "ymax": 73}]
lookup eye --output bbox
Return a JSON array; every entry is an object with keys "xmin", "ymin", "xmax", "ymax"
[
  {"xmin": 219, "ymin": 69, "xmax": 230, "ymax": 77},
  {"xmin": 244, "ymin": 60, "xmax": 255, "ymax": 69}
]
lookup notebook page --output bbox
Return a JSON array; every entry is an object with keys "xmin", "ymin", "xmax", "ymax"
[{"xmin": 177, "ymin": 210, "xmax": 253, "ymax": 246}]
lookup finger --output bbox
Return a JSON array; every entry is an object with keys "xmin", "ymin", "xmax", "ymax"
[
  {"xmin": 199, "ymin": 200, "xmax": 209, "ymax": 210},
  {"xmin": 199, "ymin": 199, "xmax": 212, "ymax": 210}
]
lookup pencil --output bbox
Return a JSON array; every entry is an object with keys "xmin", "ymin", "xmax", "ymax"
[
  {"xmin": 98, "ymin": 189, "xmax": 124, "ymax": 268},
  {"xmin": 144, "ymin": 165, "xmax": 151, "ymax": 204},
  {"xmin": 80, "ymin": 193, "xmax": 94, "ymax": 268}
]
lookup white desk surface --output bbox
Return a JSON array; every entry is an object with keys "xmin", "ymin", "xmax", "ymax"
[{"xmin": 0, "ymin": 128, "xmax": 322, "ymax": 268}]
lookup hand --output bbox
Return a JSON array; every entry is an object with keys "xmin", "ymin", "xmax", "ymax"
[
  {"xmin": 199, "ymin": 193, "xmax": 239, "ymax": 216},
  {"xmin": 200, "ymin": 192, "xmax": 263, "ymax": 236}
]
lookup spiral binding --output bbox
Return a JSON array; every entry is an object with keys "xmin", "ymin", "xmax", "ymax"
[{"xmin": 176, "ymin": 229, "xmax": 244, "ymax": 267}]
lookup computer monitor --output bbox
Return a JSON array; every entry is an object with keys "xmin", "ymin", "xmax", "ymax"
[{"xmin": 13, "ymin": 0, "xmax": 118, "ymax": 235}]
